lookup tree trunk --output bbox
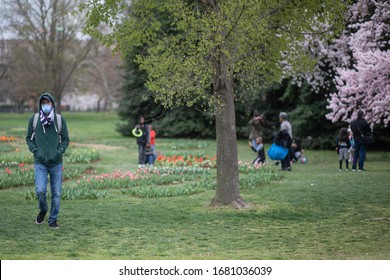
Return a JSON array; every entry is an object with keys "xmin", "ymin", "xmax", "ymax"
[{"xmin": 210, "ymin": 75, "xmax": 249, "ymax": 208}]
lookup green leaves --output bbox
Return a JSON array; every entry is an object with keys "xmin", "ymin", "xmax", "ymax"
[
  {"xmin": 83, "ymin": 0, "xmax": 346, "ymax": 113},
  {"xmin": 66, "ymin": 148, "xmax": 100, "ymax": 164}
]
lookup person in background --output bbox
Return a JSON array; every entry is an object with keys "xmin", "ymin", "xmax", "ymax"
[
  {"xmin": 347, "ymin": 128, "xmax": 355, "ymax": 165},
  {"xmin": 350, "ymin": 110, "xmax": 371, "ymax": 171},
  {"xmin": 278, "ymin": 112, "xmax": 293, "ymax": 171},
  {"xmin": 248, "ymin": 111, "xmax": 265, "ymax": 151},
  {"xmin": 290, "ymin": 137, "xmax": 303, "ymax": 163},
  {"xmin": 134, "ymin": 116, "xmax": 149, "ymax": 168},
  {"xmin": 144, "ymin": 143, "xmax": 154, "ymax": 166},
  {"xmin": 336, "ymin": 127, "xmax": 351, "ymax": 171},
  {"xmin": 250, "ymin": 136, "xmax": 267, "ymax": 165},
  {"xmin": 26, "ymin": 93, "xmax": 70, "ymax": 229},
  {"xmin": 148, "ymin": 124, "xmax": 156, "ymax": 165}
]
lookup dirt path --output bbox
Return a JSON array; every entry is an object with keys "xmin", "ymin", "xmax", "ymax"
[{"xmin": 71, "ymin": 142, "xmax": 126, "ymax": 151}]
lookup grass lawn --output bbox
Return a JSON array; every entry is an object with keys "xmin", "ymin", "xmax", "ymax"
[{"xmin": 0, "ymin": 112, "xmax": 389, "ymax": 260}]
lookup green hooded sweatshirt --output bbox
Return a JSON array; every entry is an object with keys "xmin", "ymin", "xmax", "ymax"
[{"xmin": 26, "ymin": 93, "xmax": 70, "ymax": 167}]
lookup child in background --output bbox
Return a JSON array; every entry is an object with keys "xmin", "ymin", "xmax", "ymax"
[
  {"xmin": 336, "ymin": 128, "xmax": 351, "ymax": 171},
  {"xmin": 290, "ymin": 137, "xmax": 303, "ymax": 163},
  {"xmin": 148, "ymin": 124, "xmax": 156, "ymax": 165},
  {"xmin": 144, "ymin": 143, "xmax": 154, "ymax": 166},
  {"xmin": 250, "ymin": 136, "xmax": 267, "ymax": 165}
]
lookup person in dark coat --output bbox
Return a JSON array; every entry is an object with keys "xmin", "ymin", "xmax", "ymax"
[
  {"xmin": 133, "ymin": 116, "xmax": 149, "ymax": 168},
  {"xmin": 26, "ymin": 93, "xmax": 70, "ymax": 228},
  {"xmin": 350, "ymin": 110, "xmax": 371, "ymax": 171}
]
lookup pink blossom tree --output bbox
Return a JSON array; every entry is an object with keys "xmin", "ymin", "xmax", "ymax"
[{"xmin": 308, "ymin": 0, "xmax": 390, "ymax": 127}]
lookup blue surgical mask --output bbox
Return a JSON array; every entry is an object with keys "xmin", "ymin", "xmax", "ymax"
[{"xmin": 42, "ymin": 104, "xmax": 52, "ymax": 114}]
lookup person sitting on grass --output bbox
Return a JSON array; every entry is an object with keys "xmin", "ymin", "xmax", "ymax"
[
  {"xmin": 290, "ymin": 137, "xmax": 303, "ymax": 163},
  {"xmin": 249, "ymin": 136, "xmax": 267, "ymax": 165}
]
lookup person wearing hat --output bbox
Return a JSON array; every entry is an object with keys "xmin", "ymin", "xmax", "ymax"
[{"xmin": 26, "ymin": 93, "xmax": 70, "ymax": 228}]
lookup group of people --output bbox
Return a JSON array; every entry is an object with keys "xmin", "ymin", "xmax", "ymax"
[
  {"xmin": 25, "ymin": 91, "xmax": 372, "ymax": 229},
  {"xmin": 133, "ymin": 116, "xmax": 157, "ymax": 168},
  {"xmin": 248, "ymin": 111, "xmax": 300, "ymax": 171},
  {"xmin": 249, "ymin": 110, "xmax": 371, "ymax": 172},
  {"xmin": 336, "ymin": 110, "xmax": 371, "ymax": 172}
]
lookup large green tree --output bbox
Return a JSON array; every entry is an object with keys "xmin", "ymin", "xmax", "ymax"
[{"xmin": 83, "ymin": 0, "xmax": 346, "ymax": 208}]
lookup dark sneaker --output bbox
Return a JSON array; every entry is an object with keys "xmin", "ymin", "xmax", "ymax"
[
  {"xmin": 35, "ymin": 211, "xmax": 47, "ymax": 225},
  {"xmin": 48, "ymin": 221, "xmax": 60, "ymax": 229},
  {"xmin": 279, "ymin": 168, "xmax": 292, "ymax": 171}
]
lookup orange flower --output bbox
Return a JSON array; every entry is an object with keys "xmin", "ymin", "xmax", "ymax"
[
  {"xmin": 156, "ymin": 155, "xmax": 164, "ymax": 161},
  {"xmin": 0, "ymin": 136, "xmax": 18, "ymax": 142}
]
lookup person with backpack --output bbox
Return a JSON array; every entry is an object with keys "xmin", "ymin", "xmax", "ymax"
[{"xmin": 26, "ymin": 93, "xmax": 70, "ymax": 229}]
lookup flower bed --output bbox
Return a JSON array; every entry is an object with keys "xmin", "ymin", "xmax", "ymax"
[
  {"xmin": 75, "ymin": 161, "xmax": 282, "ymax": 199},
  {"xmin": 66, "ymin": 148, "xmax": 100, "ymax": 163},
  {"xmin": 0, "ymin": 149, "xmax": 33, "ymax": 164},
  {"xmin": 155, "ymin": 154, "xmax": 217, "ymax": 168},
  {"xmin": 76, "ymin": 167, "xmax": 210, "ymax": 189},
  {"xmin": 0, "ymin": 146, "xmax": 101, "ymax": 165},
  {"xmin": 0, "ymin": 164, "xmax": 93, "ymax": 189}
]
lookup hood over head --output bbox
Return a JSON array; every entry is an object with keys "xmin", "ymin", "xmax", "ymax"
[{"xmin": 38, "ymin": 93, "xmax": 56, "ymax": 111}]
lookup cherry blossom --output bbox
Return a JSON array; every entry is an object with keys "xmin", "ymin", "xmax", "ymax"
[{"xmin": 306, "ymin": 0, "xmax": 390, "ymax": 127}]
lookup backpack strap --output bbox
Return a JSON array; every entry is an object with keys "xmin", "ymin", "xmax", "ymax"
[
  {"xmin": 31, "ymin": 113, "xmax": 39, "ymax": 140},
  {"xmin": 30, "ymin": 113, "xmax": 62, "ymax": 143},
  {"xmin": 56, "ymin": 114, "xmax": 62, "ymax": 144}
]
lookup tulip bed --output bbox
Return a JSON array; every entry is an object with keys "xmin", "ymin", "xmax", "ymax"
[
  {"xmin": 0, "ymin": 134, "xmax": 282, "ymax": 200},
  {"xmin": 0, "ymin": 144, "xmax": 99, "ymax": 196},
  {"xmin": 74, "ymin": 160, "xmax": 282, "ymax": 198}
]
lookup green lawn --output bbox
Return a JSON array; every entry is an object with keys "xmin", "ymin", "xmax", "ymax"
[{"xmin": 0, "ymin": 112, "xmax": 389, "ymax": 259}]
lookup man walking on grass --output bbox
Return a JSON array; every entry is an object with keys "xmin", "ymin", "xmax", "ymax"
[{"xmin": 26, "ymin": 93, "xmax": 70, "ymax": 228}]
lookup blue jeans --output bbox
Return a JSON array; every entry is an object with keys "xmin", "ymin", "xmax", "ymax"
[
  {"xmin": 352, "ymin": 140, "xmax": 367, "ymax": 170},
  {"xmin": 138, "ymin": 144, "xmax": 146, "ymax": 164},
  {"xmin": 35, "ymin": 163, "xmax": 63, "ymax": 224},
  {"xmin": 150, "ymin": 145, "xmax": 156, "ymax": 164}
]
